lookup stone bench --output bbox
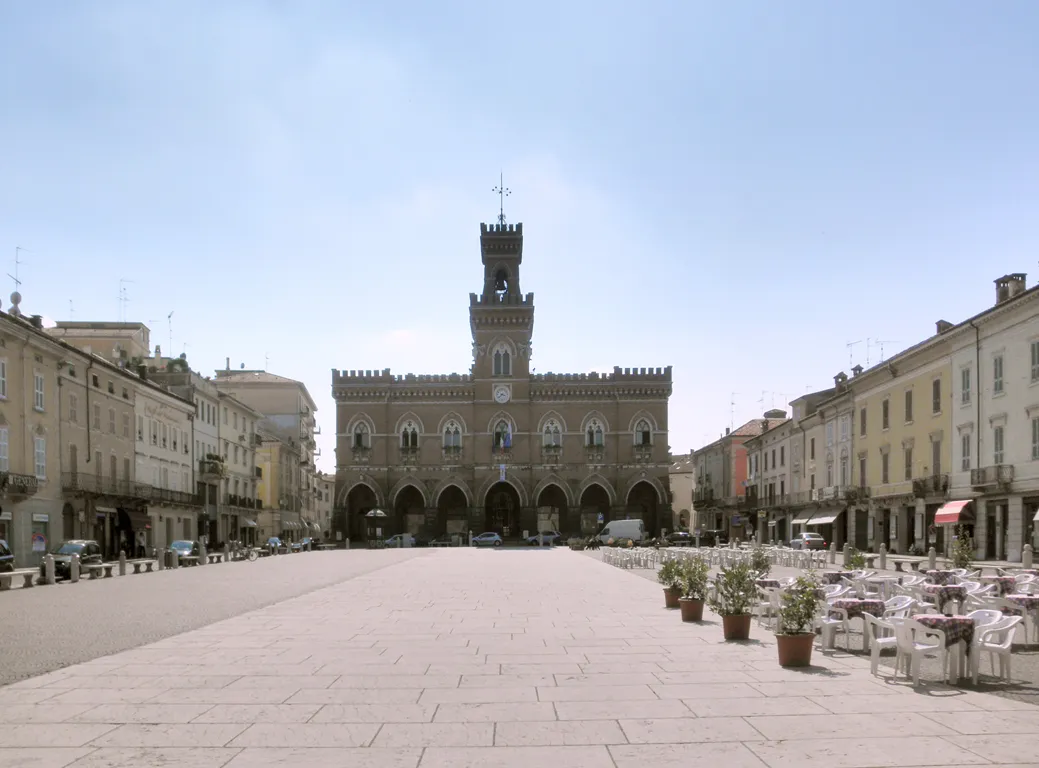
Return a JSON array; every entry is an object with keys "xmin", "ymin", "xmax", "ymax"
[
  {"xmin": 890, "ymin": 558, "xmax": 924, "ymax": 573},
  {"xmin": 179, "ymin": 555, "xmax": 200, "ymax": 567},
  {"xmin": 206, "ymin": 553, "xmax": 224, "ymax": 564},
  {"xmin": 0, "ymin": 569, "xmax": 37, "ymax": 590},
  {"xmin": 128, "ymin": 559, "xmax": 156, "ymax": 574},
  {"xmin": 84, "ymin": 563, "xmax": 115, "ymax": 580}
]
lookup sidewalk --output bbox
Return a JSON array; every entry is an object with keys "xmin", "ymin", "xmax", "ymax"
[{"xmin": 1, "ymin": 548, "xmax": 1035, "ymax": 767}]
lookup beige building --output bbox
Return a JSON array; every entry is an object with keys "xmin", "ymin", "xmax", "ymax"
[
  {"xmin": 333, "ymin": 222, "xmax": 672, "ymax": 543},
  {"xmin": 315, "ymin": 472, "xmax": 333, "ymax": 538},
  {"xmin": 668, "ymin": 454, "xmax": 693, "ymax": 533},
  {"xmin": 214, "ymin": 368, "xmax": 319, "ymax": 536},
  {"xmin": 743, "ymin": 416, "xmax": 793, "ymax": 543},
  {"xmin": 255, "ymin": 430, "xmax": 305, "ymax": 541}
]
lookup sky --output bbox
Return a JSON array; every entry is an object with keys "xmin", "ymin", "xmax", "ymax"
[{"xmin": 1, "ymin": 1, "xmax": 1038, "ymax": 471}]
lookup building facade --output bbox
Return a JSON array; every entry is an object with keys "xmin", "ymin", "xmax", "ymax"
[
  {"xmin": 949, "ymin": 274, "xmax": 1039, "ymax": 562},
  {"xmin": 669, "ymin": 454, "xmax": 693, "ymax": 533},
  {"xmin": 315, "ymin": 472, "xmax": 333, "ymax": 538},
  {"xmin": 333, "ymin": 222, "xmax": 672, "ymax": 543}
]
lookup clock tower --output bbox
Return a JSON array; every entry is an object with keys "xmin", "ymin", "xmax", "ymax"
[{"xmin": 469, "ymin": 222, "xmax": 534, "ymax": 406}]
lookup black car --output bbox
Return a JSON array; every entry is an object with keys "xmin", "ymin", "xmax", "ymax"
[
  {"xmin": 665, "ymin": 532, "xmax": 694, "ymax": 546},
  {"xmin": 0, "ymin": 539, "xmax": 14, "ymax": 572},
  {"xmin": 42, "ymin": 540, "xmax": 103, "ymax": 580}
]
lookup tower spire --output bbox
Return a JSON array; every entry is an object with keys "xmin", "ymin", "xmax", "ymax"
[{"xmin": 492, "ymin": 172, "xmax": 510, "ymax": 226}]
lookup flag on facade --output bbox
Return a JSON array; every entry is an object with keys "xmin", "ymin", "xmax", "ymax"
[{"xmin": 499, "ymin": 464, "xmax": 506, "ymax": 482}]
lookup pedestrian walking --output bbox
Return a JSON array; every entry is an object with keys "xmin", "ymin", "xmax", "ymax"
[{"xmin": 136, "ymin": 529, "xmax": 147, "ymax": 559}]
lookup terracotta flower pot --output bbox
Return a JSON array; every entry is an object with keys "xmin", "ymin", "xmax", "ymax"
[
  {"xmin": 663, "ymin": 587, "xmax": 681, "ymax": 609},
  {"xmin": 776, "ymin": 633, "xmax": 815, "ymax": 667},
  {"xmin": 721, "ymin": 614, "xmax": 752, "ymax": 640},
  {"xmin": 679, "ymin": 598, "xmax": 704, "ymax": 622}
]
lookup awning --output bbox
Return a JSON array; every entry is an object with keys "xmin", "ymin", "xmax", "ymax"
[
  {"xmin": 240, "ymin": 519, "xmax": 257, "ymax": 528},
  {"xmin": 935, "ymin": 500, "xmax": 974, "ymax": 526},
  {"xmin": 1032, "ymin": 508, "xmax": 1039, "ymax": 523},
  {"xmin": 807, "ymin": 511, "xmax": 842, "ymax": 527},
  {"xmin": 792, "ymin": 511, "xmax": 815, "ymax": 525}
]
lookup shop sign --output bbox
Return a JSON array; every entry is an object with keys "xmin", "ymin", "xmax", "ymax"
[
  {"xmin": 31, "ymin": 532, "xmax": 46, "ymax": 552},
  {"xmin": 32, "ymin": 513, "xmax": 49, "ymax": 523},
  {"xmin": 0, "ymin": 510, "xmax": 11, "ymax": 521}
]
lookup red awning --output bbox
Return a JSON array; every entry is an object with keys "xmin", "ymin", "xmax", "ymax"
[{"xmin": 934, "ymin": 500, "xmax": 973, "ymax": 526}]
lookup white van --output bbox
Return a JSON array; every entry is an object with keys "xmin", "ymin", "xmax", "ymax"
[{"xmin": 596, "ymin": 519, "xmax": 645, "ymax": 543}]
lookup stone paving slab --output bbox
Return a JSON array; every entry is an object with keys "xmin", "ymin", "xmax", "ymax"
[{"xmin": 0, "ymin": 548, "xmax": 1036, "ymax": 767}]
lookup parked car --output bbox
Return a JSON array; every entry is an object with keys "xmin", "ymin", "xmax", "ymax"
[
  {"xmin": 596, "ymin": 519, "xmax": 645, "ymax": 544},
  {"xmin": 696, "ymin": 529, "xmax": 729, "ymax": 547},
  {"xmin": 385, "ymin": 534, "xmax": 417, "ymax": 548},
  {"xmin": 169, "ymin": 540, "xmax": 200, "ymax": 558},
  {"xmin": 665, "ymin": 531, "xmax": 694, "ymax": 546},
  {"xmin": 266, "ymin": 537, "xmax": 288, "ymax": 553},
  {"xmin": 41, "ymin": 540, "xmax": 103, "ymax": 581},
  {"xmin": 524, "ymin": 531, "xmax": 561, "ymax": 546},
  {"xmin": 0, "ymin": 539, "xmax": 15, "ymax": 572},
  {"xmin": 790, "ymin": 532, "xmax": 827, "ymax": 550},
  {"xmin": 471, "ymin": 532, "xmax": 503, "ymax": 547}
]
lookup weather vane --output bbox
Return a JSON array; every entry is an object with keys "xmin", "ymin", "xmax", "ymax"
[{"xmin": 492, "ymin": 172, "xmax": 510, "ymax": 226}]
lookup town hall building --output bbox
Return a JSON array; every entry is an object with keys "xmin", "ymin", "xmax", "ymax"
[{"xmin": 332, "ymin": 221, "xmax": 673, "ymax": 543}]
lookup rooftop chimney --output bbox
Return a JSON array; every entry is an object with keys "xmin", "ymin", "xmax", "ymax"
[
  {"xmin": 936, "ymin": 320, "xmax": 954, "ymax": 334},
  {"xmin": 725, "ymin": 427, "xmax": 730, "ymax": 436},
  {"xmin": 154, "ymin": 345, "xmax": 161, "ymax": 358},
  {"xmin": 995, "ymin": 274, "xmax": 1027, "ymax": 305},
  {"xmin": 226, "ymin": 357, "xmax": 230, "ymax": 370},
  {"xmin": 851, "ymin": 364, "xmax": 864, "ymax": 377}
]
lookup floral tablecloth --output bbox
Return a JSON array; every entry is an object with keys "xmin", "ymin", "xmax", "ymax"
[
  {"xmin": 1003, "ymin": 594, "xmax": 1039, "ymax": 616},
  {"xmin": 926, "ymin": 570, "xmax": 958, "ymax": 586},
  {"xmin": 821, "ymin": 572, "xmax": 846, "ymax": 585},
  {"xmin": 829, "ymin": 598, "xmax": 886, "ymax": 621},
  {"xmin": 923, "ymin": 583, "xmax": 966, "ymax": 612},
  {"xmin": 913, "ymin": 614, "xmax": 975, "ymax": 649},
  {"xmin": 756, "ymin": 579, "xmax": 781, "ymax": 590},
  {"xmin": 989, "ymin": 576, "xmax": 1018, "ymax": 596}
]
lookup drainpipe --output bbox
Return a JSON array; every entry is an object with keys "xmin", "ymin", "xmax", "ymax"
[
  {"xmin": 969, "ymin": 320, "xmax": 983, "ymax": 555},
  {"xmin": 85, "ymin": 360, "xmax": 95, "ymax": 464}
]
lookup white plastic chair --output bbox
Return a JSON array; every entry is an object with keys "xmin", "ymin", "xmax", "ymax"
[
  {"xmin": 965, "ymin": 609, "xmax": 1003, "ymax": 630},
  {"xmin": 971, "ymin": 615, "xmax": 1023, "ymax": 684},
  {"xmin": 883, "ymin": 595, "xmax": 916, "ymax": 618},
  {"xmin": 864, "ymin": 613, "xmax": 903, "ymax": 677},
  {"xmin": 896, "ymin": 618, "xmax": 952, "ymax": 686}
]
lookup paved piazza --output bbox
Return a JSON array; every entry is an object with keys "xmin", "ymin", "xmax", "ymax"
[{"xmin": 2, "ymin": 550, "xmax": 1038, "ymax": 767}]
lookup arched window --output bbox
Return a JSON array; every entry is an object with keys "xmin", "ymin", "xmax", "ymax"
[
  {"xmin": 585, "ymin": 419, "xmax": 604, "ymax": 447},
  {"xmin": 493, "ymin": 420, "xmax": 512, "ymax": 451},
  {"xmin": 400, "ymin": 421, "xmax": 418, "ymax": 450},
  {"xmin": 634, "ymin": 419, "xmax": 652, "ymax": 446},
  {"xmin": 542, "ymin": 420, "xmax": 561, "ymax": 447},
  {"xmin": 353, "ymin": 423, "xmax": 369, "ymax": 450},
  {"xmin": 493, "ymin": 346, "xmax": 512, "ymax": 377},
  {"xmin": 442, "ymin": 421, "xmax": 462, "ymax": 449}
]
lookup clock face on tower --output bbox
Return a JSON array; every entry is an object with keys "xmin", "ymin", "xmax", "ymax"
[{"xmin": 493, "ymin": 384, "xmax": 511, "ymax": 404}]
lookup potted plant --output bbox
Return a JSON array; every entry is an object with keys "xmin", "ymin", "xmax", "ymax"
[
  {"xmin": 707, "ymin": 560, "xmax": 757, "ymax": 640},
  {"xmin": 749, "ymin": 544, "xmax": 771, "ymax": 578},
  {"xmin": 842, "ymin": 546, "xmax": 867, "ymax": 571},
  {"xmin": 657, "ymin": 559, "xmax": 683, "ymax": 609},
  {"xmin": 678, "ymin": 556, "xmax": 710, "ymax": 622},
  {"xmin": 775, "ymin": 573, "xmax": 820, "ymax": 667},
  {"xmin": 952, "ymin": 525, "xmax": 974, "ymax": 570}
]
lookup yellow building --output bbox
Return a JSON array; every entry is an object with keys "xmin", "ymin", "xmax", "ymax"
[
  {"xmin": 256, "ymin": 431, "xmax": 303, "ymax": 542},
  {"xmin": 848, "ymin": 328, "xmax": 954, "ymax": 554}
]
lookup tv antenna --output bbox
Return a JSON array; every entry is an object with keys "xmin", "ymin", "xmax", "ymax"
[
  {"xmin": 167, "ymin": 311, "xmax": 174, "ymax": 356},
  {"xmin": 118, "ymin": 279, "xmax": 134, "ymax": 322},
  {"xmin": 264, "ymin": 352, "xmax": 269, "ymax": 371},
  {"xmin": 846, "ymin": 339, "xmax": 862, "ymax": 368},
  {"xmin": 69, "ymin": 300, "xmax": 74, "ymax": 319},
  {"xmin": 875, "ymin": 340, "xmax": 898, "ymax": 362},
  {"xmin": 492, "ymin": 172, "xmax": 511, "ymax": 226},
  {"xmin": 8, "ymin": 246, "xmax": 28, "ymax": 292},
  {"xmin": 730, "ymin": 391, "xmax": 740, "ymax": 432}
]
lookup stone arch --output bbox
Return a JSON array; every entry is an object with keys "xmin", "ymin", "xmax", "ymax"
[
  {"xmin": 487, "ymin": 334, "xmax": 518, "ymax": 358},
  {"xmin": 390, "ymin": 476, "xmax": 430, "ymax": 508},
  {"xmin": 433, "ymin": 476, "xmax": 474, "ymax": 507},
  {"xmin": 627, "ymin": 410, "xmax": 658, "ymax": 434},
  {"xmin": 393, "ymin": 412, "xmax": 426, "ymax": 436},
  {"xmin": 476, "ymin": 473, "xmax": 529, "ymax": 508},
  {"xmin": 336, "ymin": 474, "xmax": 386, "ymax": 508},
  {"xmin": 626, "ymin": 480, "xmax": 661, "ymax": 538},
  {"xmin": 622, "ymin": 472, "xmax": 668, "ymax": 505},
  {"xmin": 536, "ymin": 409, "xmax": 568, "ymax": 434},
  {"xmin": 436, "ymin": 411, "xmax": 468, "ymax": 436},
  {"xmin": 345, "ymin": 412, "xmax": 376, "ymax": 436},
  {"xmin": 532, "ymin": 473, "xmax": 576, "ymax": 507},
  {"xmin": 579, "ymin": 410, "xmax": 610, "ymax": 435},
  {"xmin": 577, "ymin": 473, "xmax": 617, "ymax": 507},
  {"xmin": 485, "ymin": 410, "xmax": 516, "ymax": 436},
  {"xmin": 484, "ymin": 481, "xmax": 522, "ymax": 537}
]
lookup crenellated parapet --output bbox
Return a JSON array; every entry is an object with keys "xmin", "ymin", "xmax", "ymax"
[
  {"xmin": 530, "ymin": 366, "xmax": 672, "ymax": 383},
  {"xmin": 529, "ymin": 366, "xmax": 672, "ymax": 402},
  {"xmin": 480, "ymin": 222, "xmax": 523, "ymax": 257},
  {"xmin": 332, "ymin": 368, "xmax": 475, "ymax": 402},
  {"xmin": 469, "ymin": 291, "xmax": 534, "ymax": 308}
]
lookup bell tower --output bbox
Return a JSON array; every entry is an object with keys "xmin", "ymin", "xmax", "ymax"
[{"xmin": 469, "ymin": 222, "xmax": 535, "ymax": 388}]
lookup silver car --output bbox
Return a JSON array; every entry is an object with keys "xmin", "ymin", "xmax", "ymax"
[{"xmin": 790, "ymin": 532, "xmax": 827, "ymax": 550}]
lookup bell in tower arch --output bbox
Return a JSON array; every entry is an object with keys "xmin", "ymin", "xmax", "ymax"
[{"xmin": 493, "ymin": 268, "xmax": 509, "ymax": 297}]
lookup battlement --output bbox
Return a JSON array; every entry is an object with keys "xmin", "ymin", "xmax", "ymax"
[
  {"xmin": 530, "ymin": 366, "xmax": 672, "ymax": 383},
  {"xmin": 469, "ymin": 291, "xmax": 535, "ymax": 308},
  {"xmin": 480, "ymin": 222, "xmax": 522, "ymax": 236},
  {"xmin": 332, "ymin": 368, "xmax": 473, "ymax": 386}
]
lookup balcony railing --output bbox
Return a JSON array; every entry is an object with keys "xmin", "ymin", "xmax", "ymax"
[
  {"xmin": 632, "ymin": 444, "xmax": 653, "ymax": 463},
  {"xmin": 199, "ymin": 457, "xmax": 226, "ymax": 479},
  {"xmin": 912, "ymin": 474, "xmax": 949, "ymax": 498},
  {"xmin": 584, "ymin": 445, "xmax": 605, "ymax": 463},
  {"xmin": 442, "ymin": 445, "xmax": 463, "ymax": 463},
  {"xmin": 971, "ymin": 464, "xmax": 1014, "ymax": 489},
  {"xmin": 2, "ymin": 472, "xmax": 40, "ymax": 496},
  {"xmin": 62, "ymin": 473, "xmax": 199, "ymax": 507}
]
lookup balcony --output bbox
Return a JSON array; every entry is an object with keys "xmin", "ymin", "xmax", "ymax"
[
  {"xmin": 541, "ymin": 444, "xmax": 562, "ymax": 465},
  {"xmin": 492, "ymin": 446, "xmax": 513, "ymax": 463},
  {"xmin": 971, "ymin": 464, "xmax": 1014, "ymax": 490},
  {"xmin": 912, "ymin": 474, "xmax": 949, "ymax": 499},
  {"xmin": 147, "ymin": 486, "xmax": 199, "ymax": 507},
  {"xmin": 252, "ymin": 433, "xmax": 264, "ymax": 447},
  {"xmin": 694, "ymin": 488, "xmax": 715, "ymax": 505},
  {"xmin": 61, "ymin": 474, "xmax": 145, "ymax": 500},
  {"xmin": 2, "ymin": 472, "xmax": 40, "ymax": 497},
  {"xmin": 350, "ymin": 445, "xmax": 371, "ymax": 465},
  {"xmin": 584, "ymin": 445, "xmax": 606, "ymax": 464},
  {"xmin": 399, "ymin": 445, "xmax": 419, "ymax": 466},
  {"xmin": 843, "ymin": 485, "xmax": 873, "ymax": 504},
  {"xmin": 442, "ymin": 445, "xmax": 463, "ymax": 464},
  {"xmin": 199, "ymin": 455, "xmax": 227, "ymax": 480},
  {"xmin": 717, "ymin": 496, "xmax": 739, "ymax": 509},
  {"xmin": 632, "ymin": 444, "xmax": 653, "ymax": 464}
]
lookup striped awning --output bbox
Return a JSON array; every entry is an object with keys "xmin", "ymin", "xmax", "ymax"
[{"xmin": 934, "ymin": 500, "xmax": 974, "ymax": 526}]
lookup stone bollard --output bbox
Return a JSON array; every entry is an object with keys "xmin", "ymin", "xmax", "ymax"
[
  {"xmin": 843, "ymin": 543, "xmax": 851, "ymax": 568},
  {"xmin": 118, "ymin": 550, "xmax": 127, "ymax": 576},
  {"xmin": 70, "ymin": 554, "xmax": 80, "ymax": 583},
  {"xmin": 829, "ymin": 542, "xmax": 836, "ymax": 564},
  {"xmin": 44, "ymin": 554, "xmax": 56, "ymax": 585},
  {"xmin": 307, "ymin": 539, "xmax": 312, "ymax": 552},
  {"xmin": 345, "ymin": 538, "xmax": 350, "ymax": 550},
  {"xmin": 157, "ymin": 550, "xmax": 165, "ymax": 570},
  {"xmin": 172, "ymin": 549, "xmax": 179, "ymax": 569},
  {"xmin": 878, "ymin": 543, "xmax": 887, "ymax": 572},
  {"xmin": 199, "ymin": 541, "xmax": 207, "ymax": 566},
  {"xmin": 927, "ymin": 546, "xmax": 937, "ymax": 570},
  {"xmin": 1024, "ymin": 544, "xmax": 1034, "ymax": 569}
]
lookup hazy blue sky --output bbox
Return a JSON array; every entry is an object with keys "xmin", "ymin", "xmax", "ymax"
[{"xmin": 2, "ymin": 1, "xmax": 1037, "ymax": 470}]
